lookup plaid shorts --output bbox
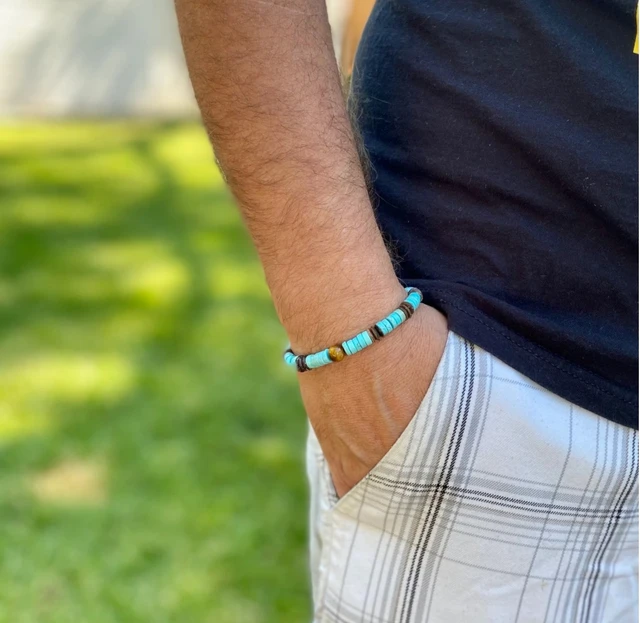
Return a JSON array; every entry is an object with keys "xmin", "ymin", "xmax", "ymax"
[{"xmin": 306, "ymin": 331, "xmax": 638, "ymax": 622}]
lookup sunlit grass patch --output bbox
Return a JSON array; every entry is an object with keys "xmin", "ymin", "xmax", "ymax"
[
  {"xmin": 0, "ymin": 352, "xmax": 136, "ymax": 404},
  {"xmin": 30, "ymin": 458, "xmax": 107, "ymax": 506},
  {"xmin": 0, "ymin": 121, "xmax": 309, "ymax": 622}
]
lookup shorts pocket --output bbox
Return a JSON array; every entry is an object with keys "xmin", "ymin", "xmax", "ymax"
[
  {"xmin": 313, "ymin": 331, "xmax": 472, "ymax": 622},
  {"xmin": 319, "ymin": 329, "xmax": 458, "ymax": 520}
]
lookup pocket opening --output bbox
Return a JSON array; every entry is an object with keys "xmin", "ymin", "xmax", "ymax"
[{"xmin": 321, "ymin": 329, "xmax": 455, "ymax": 514}]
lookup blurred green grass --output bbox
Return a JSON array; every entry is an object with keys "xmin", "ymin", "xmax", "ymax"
[{"xmin": 0, "ymin": 122, "xmax": 309, "ymax": 622}]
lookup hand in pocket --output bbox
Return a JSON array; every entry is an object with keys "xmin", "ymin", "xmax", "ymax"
[{"xmin": 299, "ymin": 304, "xmax": 448, "ymax": 498}]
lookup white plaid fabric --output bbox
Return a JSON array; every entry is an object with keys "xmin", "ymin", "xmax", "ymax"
[{"xmin": 306, "ymin": 331, "xmax": 638, "ymax": 623}]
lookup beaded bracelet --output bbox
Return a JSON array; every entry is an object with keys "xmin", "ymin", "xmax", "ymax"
[{"xmin": 283, "ymin": 287, "xmax": 422, "ymax": 372}]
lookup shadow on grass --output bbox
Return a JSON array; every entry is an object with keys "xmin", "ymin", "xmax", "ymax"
[{"xmin": 0, "ymin": 121, "xmax": 309, "ymax": 623}]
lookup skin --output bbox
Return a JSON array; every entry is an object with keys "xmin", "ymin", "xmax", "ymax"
[{"xmin": 174, "ymin": 0, "xmax": 448, "ymax": 496}]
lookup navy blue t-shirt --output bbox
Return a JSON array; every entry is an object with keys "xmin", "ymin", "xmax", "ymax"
[{"xmin": 351, "ymin": 0, "xmax": 638, "ymax": 428}]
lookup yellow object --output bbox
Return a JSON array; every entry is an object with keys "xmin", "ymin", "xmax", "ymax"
[
  {"xmin": 634, "ymin": 4, "xmax": 638, "ymax": 54},
  {"xmin": 328, "ymin": 345, "xmax": 345, "ymax": 362}
]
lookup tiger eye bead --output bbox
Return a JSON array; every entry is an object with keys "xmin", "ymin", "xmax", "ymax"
[{"xmin": 328, "ymin": 345, "xmax": 345, "ymax": 362}]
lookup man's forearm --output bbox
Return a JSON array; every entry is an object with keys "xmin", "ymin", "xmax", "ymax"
[{"xmin": 174, "ymin": 0, "xmax": 403, "ymax": 350}]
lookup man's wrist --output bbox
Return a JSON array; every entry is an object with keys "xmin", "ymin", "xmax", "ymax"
[
  {"xmin": 238, "ymin": 184, "xmax": 405, "ymax": 353},
  {"xmin": 280, "ymin": 274, "xmax": 406, "ymax": 353}
]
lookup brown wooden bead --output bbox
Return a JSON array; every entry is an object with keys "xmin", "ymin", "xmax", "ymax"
[
  {"xmin": 328, "ymin": 345, "xmax": 345, "ymax": 362},
  {"xmin": 399, "ymin": 302, "xmax": 414, "ymax": 318}
]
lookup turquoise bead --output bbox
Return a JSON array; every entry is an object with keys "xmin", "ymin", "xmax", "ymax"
[
  {"xmin": 343, "ymin": 339, "xmax": 355, "ymax": 356},
  {"xmin": 407, "ymin": 292, "xmax": 421, "ymax": 308},
  {"xmin": 357, "ymin": 332, "xmax": 370, "ymax": 349},
  {"xmin": 306, "ymin": 349, "xmax": 332, "ymax": 369}
]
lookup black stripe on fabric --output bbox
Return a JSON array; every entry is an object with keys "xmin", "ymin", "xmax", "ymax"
[
  {"xmin": 580, "ymin": 430, "xmax": 638, "ymax": 623},
  {"xmin": 400, "ymin": 340, "xmax": 475, "ymax": 622},
  {"xmin": 365, "ymin": 477, "xmax": 638, "ymax": 519},
  {"xmin": 422, "ymin": 343, "xmax": 491, "ymax": 623},
  {"xmin": 547, "ymin": 417, "xmax": 603, "ymax": 623},
  {"xmin": 559, "ymin": 419, "xmax": 615, "ymax": 623}
]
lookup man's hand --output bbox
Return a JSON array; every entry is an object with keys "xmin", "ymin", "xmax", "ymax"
[
  {"xmin": 300, "ymin": 304, "xmax": 448, "ymax": 497},
  {"xmin": 174, "ymin": 0, "xmax": 446, "ymax": 494}
]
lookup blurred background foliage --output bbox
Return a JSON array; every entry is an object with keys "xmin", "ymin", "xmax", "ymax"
[{"xmin": 0, "ymin": 122, "xmax": 309, "ymax": 622}]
